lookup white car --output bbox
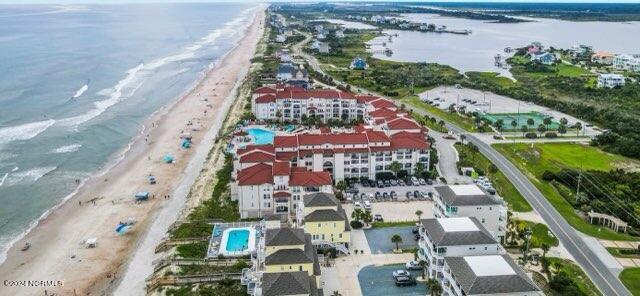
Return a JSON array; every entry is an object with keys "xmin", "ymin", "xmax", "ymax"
[
  {"xmin": 406, "ymin": 261, "xmax": 422, "ymax": 270},
  {"xmin": 354, "ymin": 201, "xmax": 362, "ymax": 208},
  {"xmin": 393, "ymin": 269, "xmax": 410, "ymax": 279},
  {"xmin": 364, "ymin": 200, "xmax": 372, "ymax": 211}
]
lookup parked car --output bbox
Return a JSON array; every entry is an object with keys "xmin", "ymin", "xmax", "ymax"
[
  {"xmin": 345, "ymin": 187, "xmax": 358, "ymax": 194},
  {"xmin": 406, "ymin": 178, "xmax": 413, "ymax": 186},
  {"xmin": 364, "ymin": 200, "xmax": 372, "ymax": 211},
  {"xmin": 383, "ymin": 192, "xmax": 389, "ymax": 200},
  {"xmin": 390, "ymin": 179, "xmax": 398, "ymax": 186},
  {"xmin": 420, "ymin": 191, "xmax": 430, "ymax": 199},
  {"xmin": 426, "ymin": 179, "xmax": 433, "ymax": 185},
  {"xmin": 390, "ymin": 191, "xmax": 397, "ymax": 198},
  {"xmin": 354, "ymin": 201, "xmax": 362, "ymax": 208},
  {"xmin": 406, "ymin": 261, "xmax": 421, "ymax": 270},
  {"xmin": 414, "ymin": 190, "xmax": 421, "ymax": 199},
  {"xmin": 384, "ymin": 180, "xmax": 391, "ymax": 187},
  {"xmin": 406, "ymin": 191, "xmax": 414, "ymax": 199},
  {"xmin": 486, "ymin": 187, "xmax": 496, "ymax": 195},
  {"xmin": 392, "ymin": 270, "xmax": 411, "ymax": 279},
  {"xmin": 412, "ymin": 226, "xmax": 420, "ymax": 234},
  {"xmin": 411, "ymin": 176, "xmax": 419, "ymax": 184},
  {"xmin": 362, "ymin": 181, "xmax": 369, "ymax": 187},
  {"xmin": 398, "ymin": 179, "xmax": 406, "ymax": 186},
  {"xmin": 377, "ymin": 181, "xmax": 384, "ymax": 188},
  {"xmin": 374, "ymin": 214, "xmax": 384, "ymax": 222},
  {"xmin": 375, "ymin": 192, "xmax": 382, "ymax": 199},
  {"xmin": 395, "ymin": 275, "xmax": 416, "ymax": 286},
  {"xmin": 419, "ymin": 178, "xmax": 426, "ymax": 185}
]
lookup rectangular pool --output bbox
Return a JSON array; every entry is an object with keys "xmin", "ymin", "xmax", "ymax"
[
  {"xmin": 219, "ymin": 226, "xmax": 257, "ymax": 257},
  {"xmin": 225, "ymin": 229, "xmax": 250, "ymax": 252}
]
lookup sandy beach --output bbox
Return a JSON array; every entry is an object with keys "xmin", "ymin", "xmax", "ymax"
[{"xmin": 0, "ymin": 7, "xmax": 264, "ymax": 296}]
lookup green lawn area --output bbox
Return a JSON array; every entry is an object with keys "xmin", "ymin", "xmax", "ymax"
[
  {"xmin": 548, "ymin": 257, "xmax": 602, "ymax": 296},
  {"xmin": 620, "ymin": 267, "xmax": 640, "ymax": 295},
  {"xmin": 494, "ymin": 142, "xmax": 639, "ymax": 241},
  {"xmin": 401, "ymin": 95, "xmax": 479, "ymax": 132},
  {"xmin": 523, "ymin": 220, "xmax": 559, "ymax": 247},
  {"xmin": 607, "ymin": 247, "xmax": 640, "ymax": 259},
  {"xmin": 556, "ymin": 63, "xmax": 591, "ymax": 77},
  {"xmin": 455, "ymin": 143, "xmax": 532, "ymax": 212}
]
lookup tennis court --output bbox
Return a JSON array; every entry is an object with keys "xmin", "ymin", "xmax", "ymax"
[{"xmin": 481, "ymin": 112, "xmax": 559, "ymax": 131}]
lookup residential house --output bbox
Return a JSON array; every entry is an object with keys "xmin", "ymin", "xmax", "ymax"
[
  {"xmin": 570, "ymin": 44, "xmax": 593, "ymax": 57},
  {"xmin": 433, "ymin": 185, "xmax": 507, "ymax": 241},
  {"xmin": 296, "ymin": 192, "xmax": 351, "ymax": 250},
  {"xmin": 597, "ymin": 73, "xmax": 626, "ymax": 88},
  {"xmin": 591, "ymin": 51, "xmax": 614, "ymax": 65},
  {"xmin": 613, "ymin": 54, "xmax": 640, "ymax": 72},
  {"xmin": 318, "ymin": 42, "xmax": 331, "ymax": 54},
  {"xmin": 310, "ymin": 39, "xmax": 320, "ymax": 50},
  {"xmin": 350, "ymin": 57, "xmax": 368, "ymax": 70},
  {"xmin": 260, "ymin": 272, "xmax": 321, "ymax": 296},
  {"xmin": 417, "ymin": 217, "xmax": 503, "ymax": 280},
  {"xmin": 275, "ymin": 34, "xmax": 286, "ymax": 43},
  {"xmin": 442, "ymin": 255, "xmax": 541, "ymax": 296},
  {"xmin": 277, "ymin": 63, "xmax": 296, "ymax": 81},
  {"xmin": 335, "ymin": 30, "xmax": 345, "ymax": 38},
  {"xmin": 530, "ymin": 52, "xmax": 556, "ymax": 65}
]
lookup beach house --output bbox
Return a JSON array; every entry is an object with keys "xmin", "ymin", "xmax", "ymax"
[
  {"xmin": 335, "ymin": 30, "xmax": 345, "ymax": 38},
  {"xmin": 275, "ymin": 34, "xmax": 286, "ymax": 43},
  {"xmin": 530, "ymin": 52, "xmax": 556, "ymax": 65},
  {"xmin": 597, "ymin": 73, "xmax": 626, "ymax": 88},
  {"xmin": 432, "ymin": 184, "xmax": 507, "ymax": 241},
  {"xmin": 442, "ymin": 255, "xmax": 541, "ymax": 296},
  {"xmin": 350, "ymin": 57, "xmax": 368, "ymax": 70},
  {"xmin": 318, "ymin": 42, "xmax": 331, "ymax": 54},
  {"xmin": 296, "ymin": 192, "xmax": 351, "ymax": 251},
  {"xmin": 417, "ymin": 217, "xmax": 503, "ymax": 280},
  {"xmin": 613, "ymin": 54, "xmax": 640, "ymax": 72},
  {"xmin": 591, "ymin": 51, "xmax": 614, "ymax": 65}
]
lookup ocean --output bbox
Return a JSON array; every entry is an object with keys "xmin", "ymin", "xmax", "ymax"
[{"xmin": 0, "ymin": 3, "xmax": 257, "ymax": 263}]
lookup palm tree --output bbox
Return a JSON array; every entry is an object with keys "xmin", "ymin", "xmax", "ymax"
[
  {"xmin": 541, "ymin": 243, "xmax": 550, "ymax": 258},
  {"xmin": 331, "ymin": 291, "xmax": 342, "ymax": 296},
  {"xmin": 511, "ymin": 120, "xmax": 518, "ymax": 131},
  {"xmin": 391, "ymin": 234, "xmax": 403, "ymax": 251},
  {"xmin": 558, "ymin": 124, "xmax": 567, "ymax": 136},
  {"xmin": 336, "ymin": 180, "xmax": 347, "ymax": 193},
  {"xmin": 493, "ymin": 119, "xmax": 504, "ymax": 132},
  {"xmin": 537, "ymin": 124, "xmax": 546, "ymax": 137},
  {"xmin": 468, "ymin": 143, "xmax": 479, "ymax": 162},
  {"xmin": 415, "ymin": 210, "xmax": 423, "ymax": 222},
  {"xmin": 351, "ymin": 208, "xmax": 364, "ymax": 222},
  {"xmin": 526, "ymin": 118, "xmax": 535, "ymax": 127},
  {"xmin": 362, "ymin": 210, "xmax": 373, "ymax": 226},
  {"xmin": 543, "ymin": 117, "xmax": 552, "ymax": 130},
  {"xmin": 414, "ymin": 162, "xmax": 425, "ymax": 178},
  {"xmin": 560, "ymin": 117, "xmax": 568, "ymax": 126},
  {"xmin": 389, "ymin": 161, "xmax": 402, "ymax": 177},
  {"xmin": 419, "ymin": 259, "xmax": 428, "ymax": 279},
  {"xmin": 427, "ymin": 278, "xmax": 443, "ymax": 296},
  {"xmin": 520, "ymin": 125, "xmax": 528, "ymax": 137},
  {"xmin": 575, "ymin": 122, "xmax": 582, "ymax": 137}
]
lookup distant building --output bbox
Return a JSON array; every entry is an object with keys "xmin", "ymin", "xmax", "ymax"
[
  {"xmin": 316, "ymin": 32, "xmax": 326, "ymax": 40},
  {"xmin": 433, "ymin": 185, "xmax": 507, "ymax": 241},
  {"xmin": 597, "ymin": 73, "xmax": 625, "ymax": 88},
  {"xmin": 613, "ymin": 54, "xmax": 640, "ymax": 72},
  {"xmin": 350, "ymin": 57, "xmax": 368, "ymax": 70},
  {"xmin": 591, "ymin": 51, "xmax": 614, "ymax": 65},
  {"xmin": 310, "ymin": 39, "xmax": 320, "ymax": 50},
  {"xmin": 442, "ymin": 255, "xmax": 541, "ymax": 296},
  {"xmin": 570, "ymin": 44, "xmax": 593, "ymax": 57},
  {"xmin": 318, "ymin": 42, "xmax": 331, "ymax": 54},
  {"xmin": 530, "ymin": 52, "xmax": 556, "ymax": 65},
  {"xmin": 277, "ymin": 63, "xmax": 296, "ymax": 81},
  {"xmin": 275, "ymin": 34, "xmax": 286, "ymax": 43},
  {"xmin": 335, "ymin": 30, "xmax": 345, "ymax": 38}
]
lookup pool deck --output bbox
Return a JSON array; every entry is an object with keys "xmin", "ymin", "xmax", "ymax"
[
  {"xmin": 321, "ymin": 229, "xmax": 414, "ymax": 296},
  {"xmin": 206, "ymin": 222, "xmax": 261, "ymax": 259}
]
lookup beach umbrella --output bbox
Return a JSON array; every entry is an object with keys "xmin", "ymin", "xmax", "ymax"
[{"xmin": 163, "ymin": 154, "xmax": 174, "ymax": 163}]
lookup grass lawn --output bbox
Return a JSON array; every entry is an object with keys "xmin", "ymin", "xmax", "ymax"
[
  {"xmin": 620, "ymin": 267, "xmax": 640, "ymax": 295},
  {"xmin": 455, "ymin": 143, "xmax": 532, "ymax": 212},
  {"xmin": 556, "ymin": 63, "xmax": 591, "ymax": 77},
  {"xmin": 494, "ymin": 142, "xmax": 639, "ymax": 241},
  {"xmin": 523, "ymin": 220, "xmax": 559, "ymax": 247},
  {"xmin": 371, "ymin": 221, "xmax": 417, "ymax": 228},
  {"xmin": 401, "ymin": 95, "xmax": 479, "ymax": 132},
  {"xmin": 548, "ymin": 257, "xmax": 602, "ymax": 296}
]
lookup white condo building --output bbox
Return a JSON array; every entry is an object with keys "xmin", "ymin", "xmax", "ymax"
[
  {"xmin": 613, "ymin": 54, "xmax": 640, "ymax": 72},
  {"xmin": 433, "ymin": 185, "xmax": 507, "ymax": 242},
  {"xmin": 597, "ymin": 73, "xmax": 626, "ymax": 88},
  {"xmin": 418, "ymin": 217, "xmax": 503, "ymax": 281}
]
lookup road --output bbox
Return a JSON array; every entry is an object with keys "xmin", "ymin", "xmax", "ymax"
[{"xmin": 291, "ymin": 30, "xmax": 630, "ymax": 295}]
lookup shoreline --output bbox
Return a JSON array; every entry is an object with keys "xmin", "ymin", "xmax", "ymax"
[{"xmin": 0, "ymin": 6, "xmax": 265, "ymax": 296}]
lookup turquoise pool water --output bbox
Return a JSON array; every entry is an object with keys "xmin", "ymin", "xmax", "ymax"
[
  {"xmin": 225, "ymin": 229, "xmax": 250, "ymax": 252},
  {"xmin": 247, "ymin": 128, "xmax": 275, "ymax": 145}
]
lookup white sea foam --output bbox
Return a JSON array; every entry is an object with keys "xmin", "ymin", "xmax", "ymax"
[
  {"xmin": 0, "ymin": 119, "xmax": 56, "ymax": 146},
  {"xmin": 50, "ymin": 144, "xmax": 82, "ymax": 154},
  {"xmin": 12, "ymin": 166, "xmax": 19, "ymax": 172},
  {"xmin": 72, "ymin": 84, "xmax": 89, "ymax": 99},
  {"xmin": 0, "ymin": 173, "xmax": 7, "ymax": 187},
  {"xmin": 3, "ymin": 166, "xmax": 56, "ymax": 186}
]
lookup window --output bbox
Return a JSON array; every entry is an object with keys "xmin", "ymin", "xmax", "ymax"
[{"xmin": 481, "ymin": 218, "xmax": 486, "ymax": 223}]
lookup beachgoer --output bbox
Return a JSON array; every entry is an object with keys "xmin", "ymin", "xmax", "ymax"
[{"xmin": 79, "ymin": 201, "xmax": 81, "ymax": 206}]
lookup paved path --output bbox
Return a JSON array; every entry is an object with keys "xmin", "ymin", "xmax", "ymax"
[{"xmin": 429, "ymin": 130, "xmax": 473, "ymax": 184}]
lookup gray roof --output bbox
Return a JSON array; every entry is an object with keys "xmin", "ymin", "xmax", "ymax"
[
  {"xmin": 421, "ymin": 218, "xmax": 497, "ymax": 246},
  {"xmin": 305, "ymin": 208, "xmax": 351, "ymax": 231},
  {"xmin": 444, "ymin": 255, "xmax": 540, "ymax": 295},
  {"xmin": 261, "ymin": 271, "xmax": 319, "ymax": 296},
  {"xmin": 265, "ymin": 228, "xmax": 305, "ymax": 247},
  {"xmin": 278, "ymin": 63, "xmax": 295, "ymax": 75},
  {"xmin": 265, "ymin": 234, "xmax": 321, "ymax": 276},
  {"xmin": 304, "ymin": 192, "xmax": 340, "ymax": 207},
  {"xmin": 434, "ymin": 186, "xmax": 500, "ymax": 206}
]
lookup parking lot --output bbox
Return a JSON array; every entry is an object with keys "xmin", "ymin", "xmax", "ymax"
[
  {"xmin": 343, "ymin": 201, "xmax": 434, "ymax": 224},
  {"xmin": 358, "ymin": 264, "xmax": 426, "ymax": 296}
]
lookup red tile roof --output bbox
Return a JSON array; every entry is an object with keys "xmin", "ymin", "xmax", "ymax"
[
  {"xmin": 239, "ymin": 151, "xmax": 275, "ymax": 163},
  {"xmin": 298, "ymin": 133, "xmax": 369, "ymax": 145},
  {"xmin": 272, "ymin": 161, "xmax": 290, "ymax": 176},
  {"xmin": 274, "ymin": 135, "xmax": 298, "ymax": 148},
  {"xmin": 237, "ymin": 144, "xmax": 275, "ymax": 156},
  {"xmin": 273, "ymin": 191, "xmax": 291, "ymax": 198},
  {"xmin": 387, "ymin": 117, "xmax": 422, "ymax": 130},
  {"xmin": 276, "ymin": 151, "xmax": 298, "ymax": 161},
  {"xmin": 370, "ymin": 98, "xmax": 396, "ymax": 109},
  {"xmin": 237, "ymin": 163, "xmax": 273, "ymax": 185},
  {"xmin": 275, "ymin": 89, "xmax": 356, "ymax": 100},
  {"xmin": 255, "ymin": 86, "xmax": 276, "ymax": 94},
  {"xmin": 365, "ymin": 130, "xmax": 391, "ymax": 143},
  {"xmin": 255, "ymin": 94, "xmax": 276, "ymax": 104},
  {"xmin": 369, "ymin": 107, "xmax": 398, "ymax": 119},
  {"xmin": 355, "ymin": 95, "xmax": 380, "ymax": 103},
  {"xmin": 390, "ymin": 131, "xmax": 430, "ymax": 149},
  {"xmin": 289, "ymin": 170, "xmax": 332, "ymax": 186}
]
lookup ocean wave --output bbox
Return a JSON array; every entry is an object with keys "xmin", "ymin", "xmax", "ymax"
[
  {"xmin": 0, "ymin": 119, "xmax": 56, "ymax": 146},
  {"xmin": 0, "ymin": 173, "xmax": 7, "ymax": 187},
  {"xmin": 3, "ymin": 166, "xmax": 56, "ymax": 187},
  {"xmin": 72, "ymin": 84, "xmax": 89, "ymax": 99},
  {"xmin": 50, "ymin": 144, "xmax": 82, "ymax": 154}
]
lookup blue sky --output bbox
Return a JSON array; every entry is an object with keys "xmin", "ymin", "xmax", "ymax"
[{"xmin": 1, "ymin": 0, "xmax": 639, "ymax": 4}]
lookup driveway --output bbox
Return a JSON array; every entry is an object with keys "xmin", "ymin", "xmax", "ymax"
[
  {"xmin": 363, "ymin": 226, "xmax": 418, "ymax": 254},
  {"xmin": 429, "ymin": 130, "xmax": 472, "ymax": 184},
  {"xmin": 358, "ymin": 264, "xmax": 426, "ymax": 296}
]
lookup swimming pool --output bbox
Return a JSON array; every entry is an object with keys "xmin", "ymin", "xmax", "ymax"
[
  {"xmin": 246, "ymin": 128, "xmax": 275, "ymax": 145},
  {"xmin": 219, "ymin": 227, "xmax": 256, "ymax": 256}
]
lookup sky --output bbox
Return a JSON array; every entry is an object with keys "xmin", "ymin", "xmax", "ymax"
[{"xmin": 0, "ymin": 0, "xmax": 639, "ymax": 4}]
